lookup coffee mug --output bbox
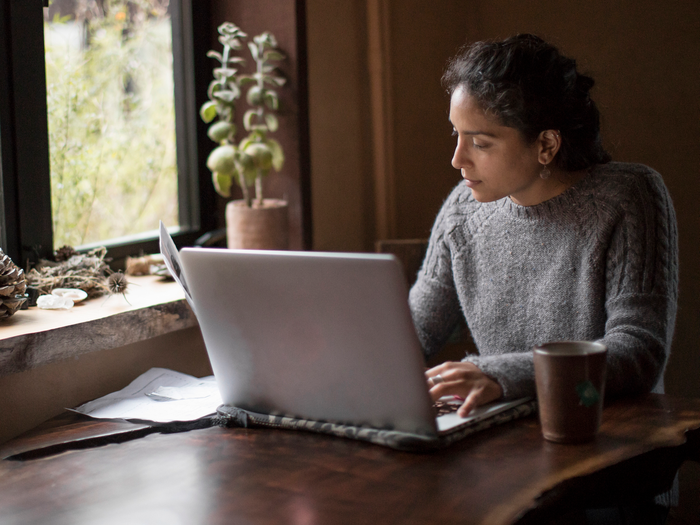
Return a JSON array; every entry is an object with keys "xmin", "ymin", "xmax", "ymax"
[{"xmin": 533, "ymin": 341, "xmax": 607, "ymax": 443}]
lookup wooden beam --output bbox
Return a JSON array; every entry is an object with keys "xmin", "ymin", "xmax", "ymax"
[{"xmin": 367, "ymin": 0, "xmax": 397, "ymax": 240}]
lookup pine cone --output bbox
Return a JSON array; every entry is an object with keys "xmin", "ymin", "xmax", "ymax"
[
  {"xmin": 0, "ymin": 250, "xmax": 28, "ymax": 319},
  {"xmin": 55, "ymin": 245, "xmax": 79, "ymax": 262}
]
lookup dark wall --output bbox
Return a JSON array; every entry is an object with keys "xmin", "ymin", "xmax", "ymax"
[
  {"xmin": 307, "ymin": 2, "xmax": 700, "ymax": 519},
  {"xmin": 308, "ymin": 0, "xmax": 700, "ymax": 397}
]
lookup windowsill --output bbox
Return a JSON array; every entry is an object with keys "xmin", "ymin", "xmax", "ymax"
[{"xmin": 0, "ymin": 275, "xmax": 197, "ymax": 378}]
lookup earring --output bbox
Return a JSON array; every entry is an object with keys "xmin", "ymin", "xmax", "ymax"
[{"xmin": 540, "ymin": 163, "xmax": 551, "ymax": 179}]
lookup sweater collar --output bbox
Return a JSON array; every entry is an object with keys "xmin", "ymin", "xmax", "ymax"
[{"xmin": 495, "ymin": 165, "xmax": 601, "ymax": 220}]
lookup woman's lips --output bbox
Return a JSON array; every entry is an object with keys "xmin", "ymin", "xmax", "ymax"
[{"xmin": 463, "ymin": 178, "xmax": 481, "ymax": 188}]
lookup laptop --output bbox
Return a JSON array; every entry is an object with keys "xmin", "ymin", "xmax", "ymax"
[{"xmin": 159, "ymin": 224, "xmax": 533, "ymax": 450}]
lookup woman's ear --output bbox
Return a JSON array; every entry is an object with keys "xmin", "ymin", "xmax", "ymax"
[{"xmin": 537, "ymin": 130, "xmax": 561, "ymax": 165}]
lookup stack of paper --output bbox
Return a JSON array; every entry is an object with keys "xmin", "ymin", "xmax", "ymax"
[{"xmin": 71, "ymin": 368, "xmax": 222, "ymax": 423}]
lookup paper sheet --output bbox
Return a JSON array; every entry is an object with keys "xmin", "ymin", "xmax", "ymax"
[
  {"xmin": 159, "ymin": 221, "xmax": 195, "ymax": 311},
  {"xmin": 70, "ymin": 368, "xmax": 222, "ymax": 423}
]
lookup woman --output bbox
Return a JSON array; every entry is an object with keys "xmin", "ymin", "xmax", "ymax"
[{"xmin": 410, "ymin": 35, "xmax": 678, "ymax": 421}]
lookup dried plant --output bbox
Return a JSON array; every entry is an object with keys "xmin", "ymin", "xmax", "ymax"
[{"xmin": 26, "ymin": 247, "xmax": 112, "ymax": 298}]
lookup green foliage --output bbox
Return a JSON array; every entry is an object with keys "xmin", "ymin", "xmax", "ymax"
[
  {"xmin": 200, "ymin": 22, "xmax": 286, "ymax": 207},
  {"xmin": 45, "ymin": 2, "xmax": 177, "ymax": 249}
]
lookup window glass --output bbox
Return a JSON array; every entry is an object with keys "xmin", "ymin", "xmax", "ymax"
[{"xmin": 44, "ymin": 0, "xmax": 178, "ymax": 249}]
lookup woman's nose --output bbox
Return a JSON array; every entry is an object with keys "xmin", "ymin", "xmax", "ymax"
[{"xmin": 452, "ymin": 142, "xmax": 471, "ymax": 170}]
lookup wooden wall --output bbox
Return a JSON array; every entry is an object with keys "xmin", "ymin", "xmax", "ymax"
[
  {"xmin": 306, "ymin": 1, "xmax": 375, "ymax": 252},
  {"xmin": 306, "ymin": 0, "xmax": 700, "ymax": 395},
  {"xmin": 306, "ymin": 2, "xmax": 700, "ymax": 519}
]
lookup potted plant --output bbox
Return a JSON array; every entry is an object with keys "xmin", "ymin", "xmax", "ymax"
[{"xmin": 200, "ymin": 22, "xmax": 287, "ymax": 249}]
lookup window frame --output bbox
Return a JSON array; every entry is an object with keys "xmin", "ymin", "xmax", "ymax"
[{"xmin": 0, "ymin": 0, "xmax": 217, "ymax": 268}]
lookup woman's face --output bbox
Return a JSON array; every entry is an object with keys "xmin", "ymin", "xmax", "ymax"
[{"xmin": 449, "ymin": 87, "xmax": 546, "ymax": 206}]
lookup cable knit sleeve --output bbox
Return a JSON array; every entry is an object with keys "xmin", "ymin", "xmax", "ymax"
[
  {"xmin": 409, "ymin": 189, "xmax": 464, "ymax": 360},
  {"xmin": 597, "ymin": 167, "xmax": 678, "ymax": 397}
]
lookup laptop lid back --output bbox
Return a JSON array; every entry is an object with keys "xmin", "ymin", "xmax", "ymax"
[{"xmin": 179, "ymin": 247, "xmax": 436, "ymax": 435}]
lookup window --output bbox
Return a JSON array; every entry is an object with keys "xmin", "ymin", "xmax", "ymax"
[
  {"xmin": 1, "ymin": 0, "xmax": 310, "ymax": 267},
  {"xmin": 45, "ymin": 1, "xmax": 180, "ymax": 248},
  {"xmin": 0, "ymin": 0, "xmax": 215, "ymax": 267}
]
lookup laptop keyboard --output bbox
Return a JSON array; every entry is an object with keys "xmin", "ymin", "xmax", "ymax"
[{"xmin": 433, "ymin": 399, "xmax": 461, "ymax": 417}]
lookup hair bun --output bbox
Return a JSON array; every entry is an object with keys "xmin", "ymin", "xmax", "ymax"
[{"xmin": 575, "ymin": 73, "xmax": 595, "ymax": 95}]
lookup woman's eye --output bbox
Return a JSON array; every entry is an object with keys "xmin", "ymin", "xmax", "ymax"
[
  {"xmin": 451, "ymin": 128, "xmax": 458, "ymax": 137},
  {"xmin": 472, "ymin": 140, "xmax": 487, "ymax": 150}
]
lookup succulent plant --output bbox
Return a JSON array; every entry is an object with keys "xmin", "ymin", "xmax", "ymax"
[{"xmin": 200, "ymin": 22, "xmax": 286, "ymax": 208}]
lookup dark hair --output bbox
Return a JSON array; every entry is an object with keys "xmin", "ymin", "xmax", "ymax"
[{"xmin": 442, "ymin": 34, "xmax": 611, "ymax": 171}]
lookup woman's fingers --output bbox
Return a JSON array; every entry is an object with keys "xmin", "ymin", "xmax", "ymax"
[
  {"xmin": 458, "ymin": 386, "xmax": 484, "ymax": 417},
  {"xmin": 425, "ymin": 362, "xmax": 458, "ymax": 387},
  {"xmin": 426, "ymin": 363, "xmax": 479, "ymax": 398},
  {"xmin": 425, "ymin": 361, "xmax": 503, "ymax": 416},
  {"xmin": 428, "ymin": 378, "xmax": 460, "ymax": 399},
  {"xmin": 457, "ymin": 378, "xmax": 503, "ymax": 416}
]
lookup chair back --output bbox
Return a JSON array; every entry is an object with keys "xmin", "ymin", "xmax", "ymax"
[{"xmin": 374, "ymin": 239, "xmax": 428, "ymax": 286}]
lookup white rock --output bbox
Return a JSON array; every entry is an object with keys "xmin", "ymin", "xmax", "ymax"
[
  {"xmin": 52, "ymin": 288, "xmax": 88, "ymax": 302},
  {"xmin": 37, "ymin": 294, "xmax": 74, "ymax": 310}
]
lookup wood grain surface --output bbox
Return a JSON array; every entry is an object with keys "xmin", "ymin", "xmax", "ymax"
[
  {"xmin": 0, "ymin": 276, "xmax": 196, "ymax": 377},
  {"xmin": 1, "ymin": 394, "xmax": 699, "ymax": 525}
]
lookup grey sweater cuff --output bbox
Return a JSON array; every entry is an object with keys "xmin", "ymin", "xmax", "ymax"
[{"xmin": 462, "ymin": 353, "xmax": 536, "ymax": 400}]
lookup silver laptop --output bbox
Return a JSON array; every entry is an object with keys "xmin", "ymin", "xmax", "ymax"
[{"xmin": 159, "ymin": 224, "xmax": 529, "ymax": 441}]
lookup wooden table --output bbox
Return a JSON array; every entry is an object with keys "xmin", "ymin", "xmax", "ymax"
[{"xmin": 1, "ymin": 394, "xmax": 699, "ymax": 525}]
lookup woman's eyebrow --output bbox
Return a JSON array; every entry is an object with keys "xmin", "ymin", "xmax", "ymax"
[
  {"xmin": 453, "ymin": 128, "xmax": 498, "ymax": 138},
  {"xmin": 449, "ymin": 119, "xmax": 497, "ymax": 137},
  {"xmin": 463, "ymin": 130, "xmax": 497, "ymax": 137}
]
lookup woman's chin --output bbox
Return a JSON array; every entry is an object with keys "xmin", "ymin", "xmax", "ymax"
[{"xmin": 468, "ymin": 188, "xmax": 500, "ymax": 203}]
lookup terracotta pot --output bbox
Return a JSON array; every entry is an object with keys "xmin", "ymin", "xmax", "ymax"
[{"xmin": 225, "ymin": 198, "xmax": 289, "ymax": 250}]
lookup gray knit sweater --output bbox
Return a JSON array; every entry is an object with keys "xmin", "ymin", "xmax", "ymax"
[{"xmin": 409, "ymin": 162, "xmax": 678, "ymax": 401}]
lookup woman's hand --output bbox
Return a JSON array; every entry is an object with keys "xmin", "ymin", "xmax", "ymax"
[{"xmin": 426, "ymin": 361, "xmax": 503, "ymax": 417}]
